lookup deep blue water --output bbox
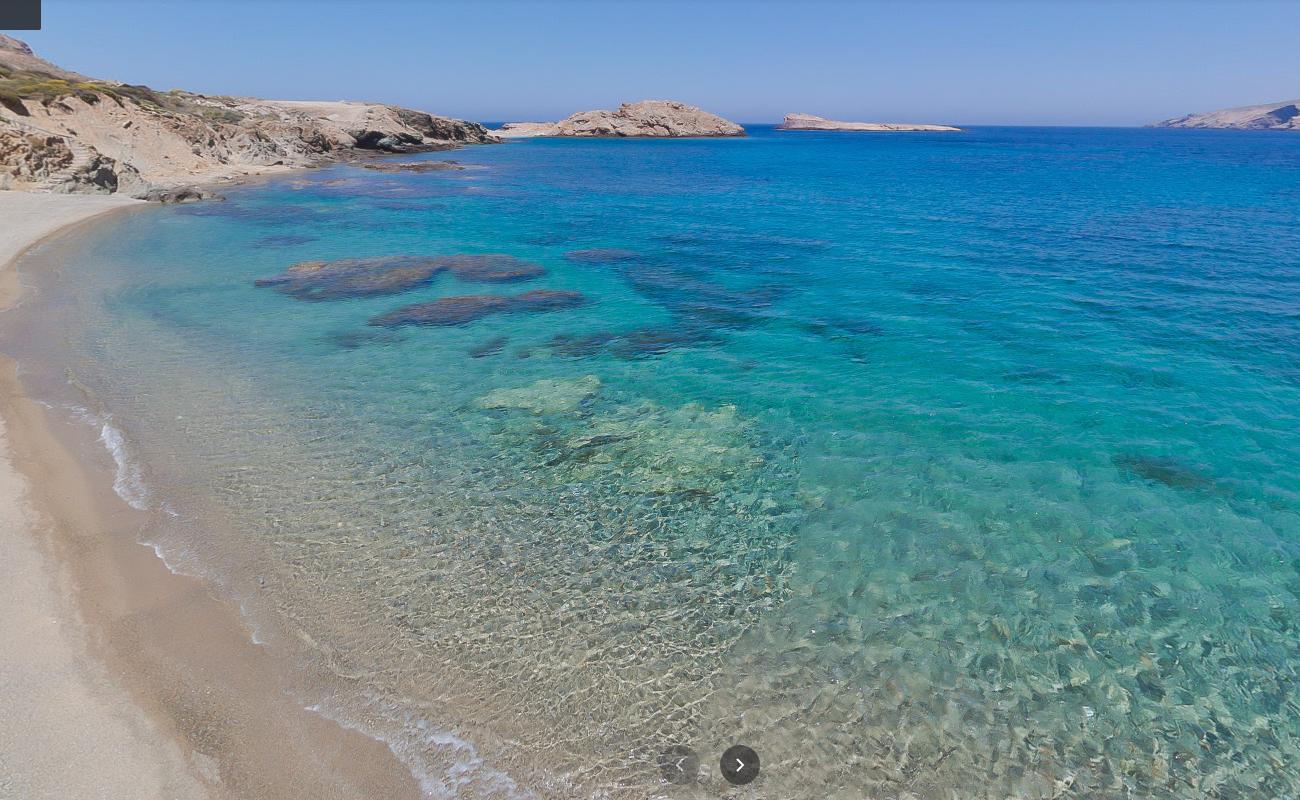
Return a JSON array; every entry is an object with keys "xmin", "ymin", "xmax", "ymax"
[{"xmin": 11, "ymin": 125, "xmax": 1300, "ymax": 798}]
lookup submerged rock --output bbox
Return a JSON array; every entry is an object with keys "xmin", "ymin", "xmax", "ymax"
[
  {"xmin": 476, "ymin": 375, "xmax": 601, "ymax": 415},
  {"xmin": 255, "ymin": 256, "xmax": 446, "ymax": 300},
  {"xmin": 255, "ymin": 253, "xmax": 546, "ymax": 300},
  {"xmin": 546, "ymin": 324, "xmax": 723, "ymax": 360},
  {"xmin": 369, "ymin": 294, "xmax": 510, "ymax": 326},
  {"xmin": 468, "ymin": 335, "xmax": 509, "ymax": 358},
  {"xmin": 608, "ymin": 325, "xmax": 723, "ymax": 359},
  {"xmin": 1114, "ymin": 454, "xmax": 1216, "ymax": 492},
  {"xmin": 510, "ymin": 289, "xmax": 589, "ymax": 311},
  {"xmin": 547, "ymin": 331, "xmax": 619, "ymax": 357},
  {"xmin": 369, "ymin": 289, "xmax": 587, "ymax": 327},
  {"xmin": 436, "ymin": 254, "xmax": 545, "ymax": 283},
  {"xmin": 541, "ymin": 401, "xmax": 766, "ymax": 496}
]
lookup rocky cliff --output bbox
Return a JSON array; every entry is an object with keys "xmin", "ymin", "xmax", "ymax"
[
  {"xmin": 497, "ymin": 100, "xmax": 744, "ymax": 138},
  {"xmin": 1154, "ymin": 100, "xmax": 1300, "ymax": 130},
  {"xmin": 776, "ymin": 113, "xmax": 960, "ymax": 132},
  {"xmin": 0, "ymin": 35, "xmax": 497, "ymax": 196}
]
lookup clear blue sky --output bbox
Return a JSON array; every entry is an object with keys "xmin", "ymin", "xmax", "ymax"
[{"xmin": 11, "ymin": 0, "xmax": 1300, "ymax": 126}]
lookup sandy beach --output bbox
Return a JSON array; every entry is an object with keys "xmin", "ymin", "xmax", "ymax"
[{"xmin": 0, "ymin": 191, "xmax": 424, "ymax": 800}]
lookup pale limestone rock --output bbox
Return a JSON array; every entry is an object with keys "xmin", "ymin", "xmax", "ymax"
[
  {"xmin": 496, "ymin": 100, "xmax": 744, "ymax": 138},
  {"xmin": 476, "ymin": 375, "xmax": 602, "ymax": 415},
  {"xmin": 776, "ymin": 113, "xmax": 960, "ymax": 132},
  {"xmin": 1154, "ymin": 100, "xmax": 1300, "ymax": 130}
]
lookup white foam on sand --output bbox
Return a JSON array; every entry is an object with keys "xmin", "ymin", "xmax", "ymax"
[
  {"xmin": 96, "ymin": 412, "xmax": 150, "ymax": 510},
  {"xmin": 305, "ymin": 699, "xmax": 535, "ymax": 800}
]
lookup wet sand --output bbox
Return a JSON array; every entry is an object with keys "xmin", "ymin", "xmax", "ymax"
[{"xmin": 0, "ymin": 191, "xmax": 423, "ymax": 800}]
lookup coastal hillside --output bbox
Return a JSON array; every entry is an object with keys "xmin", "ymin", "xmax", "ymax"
[
  {"xmin": 0, "ymin": 35, "xmax": 497, "ymax": 196},
  {"xmin": 1154, "ymin": 99, "xmax": 1300, "ymax": 130},
  {"xmin": 496, "ymin": 100, "xmax": 744, "ymax": 137}
]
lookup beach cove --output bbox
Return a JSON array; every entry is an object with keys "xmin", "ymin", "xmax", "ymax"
[
  {"xmin": 0, "ymin": 191, "xmax": 428, "ymax": 800},
  {"xmin": 3, "ymin": 124, "xmax": 1300, "ymax": 798}
]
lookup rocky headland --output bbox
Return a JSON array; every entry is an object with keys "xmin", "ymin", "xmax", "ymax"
[
  {"xmin": 776, "ymin": 113, "xmax": 960, "ymax": 132},
  {"xmin": 1154, "ymin": 99, "xmax": 1300, "ymax": 130},
  {"xmin": 496, "ymin": 100, "xmax": 744, "ymax": 138},
  {"xmin": 0, "ymin": 35, "xmax": 497, "ymax": 197}
]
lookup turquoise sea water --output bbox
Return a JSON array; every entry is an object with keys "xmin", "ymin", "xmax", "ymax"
[{"xmin": 8, "ymin": 126, "xmax": 1300, "ymax": 798}]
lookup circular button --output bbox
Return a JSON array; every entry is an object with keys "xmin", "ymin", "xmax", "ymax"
[
  {"xmin": 720, "ymin": 744, "xmax": 760, "ymax": 786},
  {"xmin": 658, "ymin": 744, "xmax": 699, "ymax": 785}
]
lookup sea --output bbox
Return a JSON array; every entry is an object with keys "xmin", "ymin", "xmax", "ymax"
[{"xmin": 6, "ymin": 125, "xmax": 1300, "ymax": 799}]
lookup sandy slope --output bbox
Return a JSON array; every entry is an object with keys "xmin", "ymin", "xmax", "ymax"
[
  {"xmin": 0, "ymin": 191, "xmax": 427, "ymax": 800},
  {"xmin": 0, "ymin": 191, "xmax": 209, "ymax": 800}
]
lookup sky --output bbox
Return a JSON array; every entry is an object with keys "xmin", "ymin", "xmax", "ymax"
[{"xmin": 9, "ymin": 0, "xmax": 1300, "ymax": 126}]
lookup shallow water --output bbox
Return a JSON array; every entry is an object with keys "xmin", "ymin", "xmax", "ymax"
[{"xmin": 8, "ymin": 126, "xmax": 1300, "ymax": 798}]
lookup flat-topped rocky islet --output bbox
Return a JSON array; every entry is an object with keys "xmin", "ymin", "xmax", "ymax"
[{"xmin": 776, "ymin": 113, "xmax": 960, "ymax": 132}]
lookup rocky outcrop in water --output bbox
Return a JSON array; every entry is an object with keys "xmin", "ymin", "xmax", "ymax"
[
  {"xmin": 496, "ymin": 100, "xmax": 744, "ymax": 138},
  {"xmin": 0, "ymin": 34, "xmax": 497, "ymax": 196},
  {"xmin": 135, "ymin": 185, "xmax": 223, "ymax": 203},
  {"xmin": 361, "ymin": 160, "xmax": 465, "ymax": 173},
  {"xmin": 1154, "ymin": 100, "xmax": 1300, "ymax": 130},
  {"xmin": 776, "ymin": 113, "xmax": 960, "ymax": 132}
]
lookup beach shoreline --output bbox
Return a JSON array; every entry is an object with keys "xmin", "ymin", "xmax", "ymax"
[{"xmin": 0, "ymin": 191, "xmax": 425, "ymax": 800}]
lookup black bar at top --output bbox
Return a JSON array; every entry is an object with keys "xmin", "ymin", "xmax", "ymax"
[{"xmin": 1, "ymin": 0, "xmax": 41, "ymax": 31}]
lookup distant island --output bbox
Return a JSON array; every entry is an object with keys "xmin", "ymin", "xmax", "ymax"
[
  {"xmin": 776, "ymin": 113, "xmax": 960, "ymax": 132},
  {"xmin": 0, "ymin": 35, "xmax": 495, "ymax": 197},
  {"xmin": 1154, "ymin": 99, "xmax": 1300, "ymax": 130},
  {"xmin": 495, "ymin": 100, "xmax": 745, "ymax": 138}
]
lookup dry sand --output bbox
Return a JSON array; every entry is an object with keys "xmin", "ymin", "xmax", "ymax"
[{"xmin": 0, "ymin": 191, "xmax": 423, "ymax": 799}]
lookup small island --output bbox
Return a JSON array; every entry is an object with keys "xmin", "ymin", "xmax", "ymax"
[
  {"xmin": 1153, "ymin": 99, "xmax": 1300, "ymax": 130},
  {"xmin": 775, "ymin": 113, "xmax": 960, "ymax": 132},
  {"xmin": 495, "ymin": 100, "xmax": 745, "ymax": 138}
]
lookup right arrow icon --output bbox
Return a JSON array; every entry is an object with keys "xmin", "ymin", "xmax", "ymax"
[{"xmin": 721, "ymin": 744, "xmax": 760, "ymax": 786}]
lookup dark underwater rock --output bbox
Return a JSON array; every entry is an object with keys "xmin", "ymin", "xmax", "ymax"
[
  {"xmin": 513, "ymin": 289, "xmax": 589, "ymax": 311},
  {"xmin": 548, "ymin": 331, "xmax": 619, "ymax": 357},
  {"xmin": 369, "ymin": 294, "xmax": 509, "ymax": 326},
  {"xmin": 255, "ymin": 253, "xmax": 545, "ymax": 300},
  {"xmin": 369, "ymin": 289, "xmax": 587, "ymax": 327},
  {"xmin": 1114, "ymin": 454, "xmax": 1216, "ymax": 492},
  {"xmin": 609, "ymin": 326, "xmax": 721, "ymax": 359},
  {"xmin": 255, "ymin": 256, "xmax": 446, "ymax": 300},
  {"xmin": 436, "ymin": 254, "xmax": 545, "ymax": 283},
  {"xmin": 546, "ymin": 323, "xmax": 722, "ymax": 360},
  {"xmin": 469, "ymin": 335, "xmax": 509, "ymax": 358}
]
